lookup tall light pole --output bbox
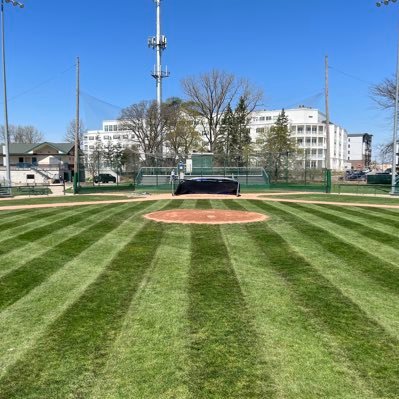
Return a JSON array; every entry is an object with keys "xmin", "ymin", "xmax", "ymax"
[
  {"xmin": 377, "ymin": 0, "xmax": 399, "ymax": 195},
  {"xmin": 1, "ymin": 0, "xmax": 24, "ymax": 188}
]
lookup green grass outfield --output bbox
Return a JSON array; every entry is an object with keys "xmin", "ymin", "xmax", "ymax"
[
  {"xmin": 0, "ymin": 195, "xmax": 132, "ymax": 207},
  {"xmin": 0, "ymin": 199, "xmax": 399, "ymax": 398},
  {"xmin": 260, "ymin": 193, "xmax": 399, "ymax": 206}
]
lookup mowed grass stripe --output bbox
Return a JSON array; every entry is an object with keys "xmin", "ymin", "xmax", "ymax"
[
  {"xmin": 254, "ymin": 201, "xmax": 399, "ymax": 295},
  {"xmin": 195, "ymin": 198, "xmax": 213, "ymax": 209},
  {"xmin": 240, "ymin": 199, "xmax": 399, "ymax": 341},
  {"xmin": 235, "ymin": 202, "xmax": 399, "ymax": 398},
  {"xmin": 90, "ymin": 223, "xmax": 191, "ymax": 399},
  {"xmin": 0, "ymin": 202, "xmax": 148, "ymax": 311},
  {"xmin": 0, "ymin": 221, "xmax": 165, "ymax": 399},
  {"xmin": 189, "ymin": 223, "xmax": 273, "ymax": 398},
  {"xmin": 235, "ymin": 199, "xmax": 399, "ymax": 339},
  {"xmin": 0, "ymin": 205, "xmax": 102, "ymax": 256},
  {"xmin": 0, "ymin": 204, "xmax": 114, "ymax": 278},
  {"xmin": 317, "ymin": 203, "xmax": 399, "ymax": 234},
  {"xmin": 0, "ymin": 206, "xmax": 81, "ymax": 240},
  {"xmin": 218, "ymin": 212, "xmax": 374, "ymax": 398},
  {"xmin": 0, "ymin": 200, "xmax": 168, "ymax": 380},
  {"xmin": 331, "ymin": 204, "xmax": 399, "ymax": 226},
  {"xmin": 0, "ymin": 205, "xmax": 110, "ymax": 275},
  {"xmin": 286, "ymin": 202, "xmax": 399, "ymax": 252},
  {"xmin": 0, "ymin": 208, "xmax": 63, "ymax": 231}
]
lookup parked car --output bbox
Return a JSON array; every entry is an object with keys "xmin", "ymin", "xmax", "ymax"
[
  {"xmin": 346, "ymin": 171, "xmax": 367, "ymax": 181},
  {"xmin": 94, "ymin": 174, "xmax": 116, "ymax": 183}
]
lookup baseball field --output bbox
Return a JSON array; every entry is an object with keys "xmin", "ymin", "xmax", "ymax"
[{"xmin": 0, "ymin": 196, "xmax": 398, "ymax": 398}]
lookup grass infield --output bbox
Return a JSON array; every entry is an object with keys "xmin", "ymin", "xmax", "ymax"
[{"xmin": 0, "ymin": 198, "xmax": 398, "ymax": 398}]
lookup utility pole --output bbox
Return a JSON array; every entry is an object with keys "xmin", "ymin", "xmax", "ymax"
[
  {"xmin": 325, "ymin": 55, "xmax": 332, "ymax": 193},
  {"xmin": 148, "ymin": 0, "xmax": 169, "ymax": 155},
  {"xmin": 73, "ymin": 56, "xmax": 80, "ymax": 194},
  {"xmin": 376, "ymin": 0, "xmax": 399, "ymax": 195}
]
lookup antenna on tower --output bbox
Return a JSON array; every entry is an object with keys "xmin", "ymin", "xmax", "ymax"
[{"xmin": 148, "ymin": 0, "xmax": 170, "ymax": 109}]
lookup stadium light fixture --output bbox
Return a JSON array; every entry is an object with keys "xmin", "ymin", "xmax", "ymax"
[
  {"xmin": 376, "ymin": 0, "xmax": 399, "ymax": 195},
  {"xmin": 1, "ymin": 0, "xmax": 24, "ymax": 189}
]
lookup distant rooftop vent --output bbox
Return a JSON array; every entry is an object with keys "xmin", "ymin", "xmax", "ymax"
[{"xmin": 298, "ymin": 105, "xmax": 312, "ymax": 109}]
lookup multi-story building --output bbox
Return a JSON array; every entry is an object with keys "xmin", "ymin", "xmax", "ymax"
[
  {"xmin": 249, "ymin": 106, "xmax": 348, "ymax": 171},
  {"xmin": 82, "ymin": 120, "xmax": 134, "ymax": 157},
  {"xmin": 347, "ymin": 133, "xmax": 373, "ymax": 170}
]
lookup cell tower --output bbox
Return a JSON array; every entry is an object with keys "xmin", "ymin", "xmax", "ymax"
[{"xmin": 148, "ymin": 0, "xmax": 169, "ymax": 109}]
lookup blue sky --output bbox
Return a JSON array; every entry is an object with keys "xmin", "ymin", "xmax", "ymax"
[{"xmin": 2, "ymin": 0, "xmax": 399, "ymax": 151}]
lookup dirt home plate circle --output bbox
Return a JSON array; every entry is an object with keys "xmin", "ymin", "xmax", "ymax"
[{"xmin": 144, "ymin": 209, "xmax": 269, "ymax": 225}]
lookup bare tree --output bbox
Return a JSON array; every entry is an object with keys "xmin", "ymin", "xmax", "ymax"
[
  {"xmin": 119, "ymin": 100, "xmax": 166, "ymax": 165},
  {"xmin": 85, "ymin": 142, "xmax": 103, "ymax": 183},
  {"xmin": 0, "ymin": 124, "xmax": 44, "ymax": 143},
  {"xmin": 163, "ymin": 98, "xmax": 202, "ymax": 157},
  {"xmin": 370, "ymin": 77, "xmax": 396, "ymax": 109},
  {"xmin": 181, "ymin": 69, "xmax": 263, "ymax": 151},
  {"xmin": 64, "ymin": 119, "xmax": 86, "ymax": 143}
]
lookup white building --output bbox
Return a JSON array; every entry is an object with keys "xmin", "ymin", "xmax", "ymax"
[
  {"xmin": 347, "ymin": 133, "xmax": 372, "ymax": 170},
  {"xmin": 82, "ymin": 120, "xmax": 135, "ymax": 156},
  {"xmin": 249, "ymin": 106, "xmax": 348, "ymax": 171}
]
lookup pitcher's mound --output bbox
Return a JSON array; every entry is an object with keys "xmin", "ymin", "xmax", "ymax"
[{"xmin": 144, "ymin": 209, "xmax": 268, "ymax": 225}]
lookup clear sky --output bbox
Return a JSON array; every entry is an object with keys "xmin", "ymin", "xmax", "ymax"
[{"xmin": 2, "ymin": 0, "xmax": 399, "ymax": 151}]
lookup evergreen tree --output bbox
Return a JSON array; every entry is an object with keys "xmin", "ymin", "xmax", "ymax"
[
  {"xmin": 261, "ymin": 109, "xmax": 296, "ymax": 181},
  {"xmin": 103, "ymin": 141, "xmax": 115, "ymax": 168},
  {"xmin": 214, "ymin": 103, "xmax": 235, "ymax": 166},
  {"xmin": 231, "ymin": 96, "xmax": 252, "ymax": 167}
]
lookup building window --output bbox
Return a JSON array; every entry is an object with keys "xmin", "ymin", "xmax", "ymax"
[
  {"xmin": 259, "ymin": 116, "xmax": 265, "ymax": 121},
  {"xmin": 348, "ymin": 144, "xmax": 350, "ymax": 148},
  {"xmin": 266, "ymin": 116, "xmax": 272, "ymax": 121},
  {"xmin": 89, "ymin": 136, "xmax": 95, "ymax": 140},
  {"xmin": 123, "ymin": 134, "xmax": 129, "ymax": 139},
  {"xmin": 104, "ymin": 125, "xmax": 109, "ymax": 132},
  {"xmin": 114, "ymin": 135, "xmax": 121, "ymax": 139},
  {"xmin": 312, "ymin": 138, "xmax": 317, "ymax": 144},
  {"xmin": 297, "ymin": 138, "xmax": 303, "ymax": 145},
  {"xmin": 297, "ymin": 126, "xmax": 304, "ymax": 133},
  {"xmin": 256, "ymin": 127, "xmax": 265, "ymax": 133},
  {"xmin": 104, "ymin": 135, "xmax": 110, "ymax": 139}
]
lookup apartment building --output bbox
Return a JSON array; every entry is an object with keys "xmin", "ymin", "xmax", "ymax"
[
  {"xmin": 249, "ymin": 106, "xmax": 348, "ymax": 171},
  {"xmin": 82, "ymin": 120, "xmax": 135, "ymax": 156},
  {"xmin": 347, "ymin": 133, "xmax": 372, "ymax": 170}
]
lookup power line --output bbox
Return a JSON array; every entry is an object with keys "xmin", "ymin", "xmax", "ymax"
[
  {"xmin": 5, "ymin": 64, "xmax": 75, "ymax": 102},
  {"xmin": 329, "ymin": 65, "xmax": 375, "ymax": 86},
  {"xmin": 80, "ymin": 90, "xmax": 123, "ymax": 111}
]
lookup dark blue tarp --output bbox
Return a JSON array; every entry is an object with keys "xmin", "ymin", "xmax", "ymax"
[{"xmin": 174, "ymin": 177, "xmax": 240, "ymax": 196}]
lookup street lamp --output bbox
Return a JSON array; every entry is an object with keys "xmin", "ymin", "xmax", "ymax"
[
  {"xmin": 1, "ymin": 0, "xmax": 24, "ymax": 190},
  {"xmin": 376, "ymin": 0, "xmax": 399, "ymax": 194}
]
